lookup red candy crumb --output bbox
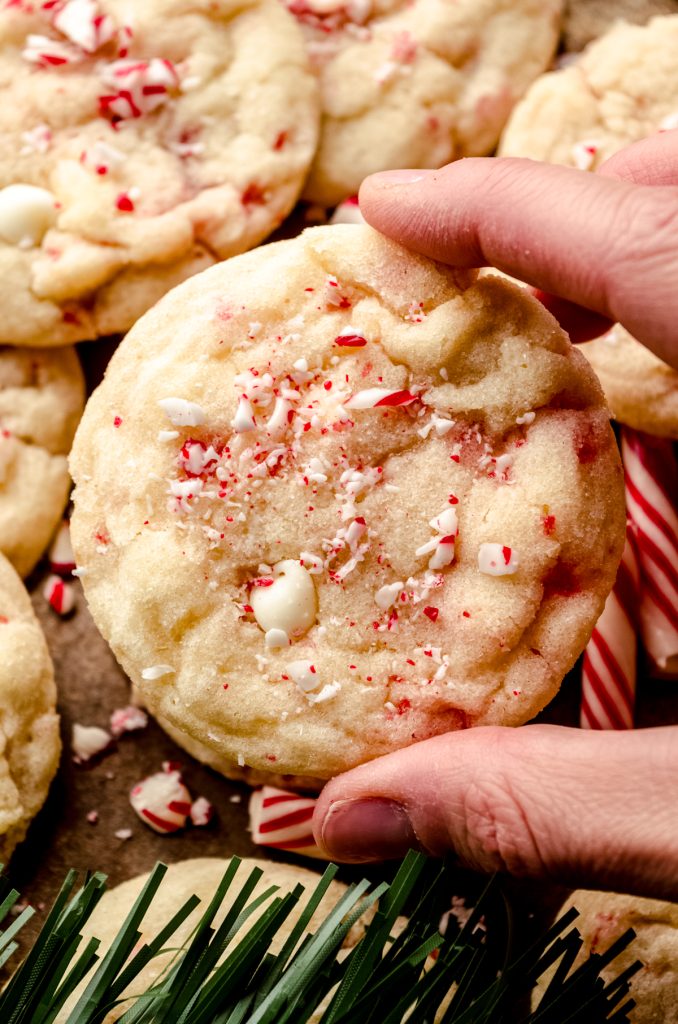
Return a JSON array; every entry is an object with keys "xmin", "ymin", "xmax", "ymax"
[
  {"xmin": 423, "ymin": 606, "xmax": 439, "ymax": 622},
  {"xmin": 543, "ymin": 514, "xmax": 556, "ymax": 535},
  {"xmin": 115, "ymin": 192, "xmax": 135, "ymax": 212},
  {"xmin": 113, "ymin": 416, "xmax": 122, "ymax": 427}
]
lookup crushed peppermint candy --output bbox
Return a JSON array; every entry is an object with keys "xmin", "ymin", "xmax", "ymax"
[
  {"xmin": 43, "ymin": 574, "xmax": 76, "ymax": 616},
  {"xmin": 478, "ymin": 543, "xmax": 519, "ymax": 576},
  {"xmin": 129, "ymin": 765, "xmax": 192, "ymax": 834},
  {"xmin": 72, "ymin": 723, "xmax": 112, "ymax": 763},
  {"xmin": 416, "ymin": 507, "xmax": 459, "ymax": 570},
  {"xmin": 375, "ymin": 581, "xmax": 404, "ymax": 611},
  {"xmin": 287, "ymin": 659, "xmax": 318, "ymax": 694},
  {"xmin": 190, "ymin": 796, "xmax": 215, "ymax": 827},
  {"xmin": 571, "ymin": 140, "xmax": 600, "ymax": 171},
  {"xmin": 52, "ymin": 0, "xmax": 115, "ymax": 53},
  {"xmin": 110, "ymin": 705, "xmax": 148, "ymax": 738},
  {"xmin": 48, "ymin": 520, "xmax": 75, "ymax": 574},
  {"xmin": 345, "ymin": 388, "xmax": 417, "ymax": 409}
]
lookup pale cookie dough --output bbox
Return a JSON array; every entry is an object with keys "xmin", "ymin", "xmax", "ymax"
[
  {"xmin": 533, "ymin": 890, "xmax": 678, "ymax": 1024},
  {"xmin": 55, "ymin": 857, "xmax": 366, "ymax": 1024},
  {"xmin": 285, "ymin": 0, "xmax": 563, "ymax": 207},
  {"xmin": 499, "ymin": 15, "xmax": 678, "ymax": 438},
  {"xmin": 0, "ymin": 552, "xmax": 60, "ymax": 861},
  {"xmin": 0, "ymin": 345, "xmax": 84, "ymax": 575},
  {"xmin": 0, "ymin": 0, "xmax": 319, "ymax": 347},
  {"xmin": 70, "ymin": 225, "xmax": 625, "ymax": 782}
]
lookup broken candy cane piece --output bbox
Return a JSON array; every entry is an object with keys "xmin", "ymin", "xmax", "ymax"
[
  {"xmin": 345, "ymin": 388, "xmax": 417, "ymax": 409},
  {"xmin": 190, "ymin": 796, "xmax": 215, "ymax": 826},
  {"xmin": 22, "ymin": 33, "xmax": 82, "ymax": 67},
  {"xmin": 52, "ymin": 0, "xmax": 115, "ymax": 53},
  {"xmin": 141, "ymin": 664, "xmax": 174, "ymax": 680},
  {"xmin": 478, "ymin": 543, "xmax": 519, "ymax": 576},
  {"xmin": 110, "ymin": 705, "xmax": 148, "ymax": 738},
  {"xmin": 622, "ymin": 428, "xmax": 678, "ymax": 677},
  {"xmin": 330, "ymin": 196, "xmax": 366, "ymax": 226},
  {"xmin": 72, "ymin": 723, "xmax": 112, "ymax": 763},
  {"xmin": 43, "ymin": 574, "xmax": 76, "ymax": 616},
  {"xmin": 251, "ymin": 560, "xmax": 317, "ymax": 639},
  {"xmin": 129, "ymin": 767, "xmax": 192, "ymax": 834},
  {"xmin": 0, "ymin": 184, "xmax": 58, "ymax": 247},
  {"xmin": 48, "ymin": 520, "xmax": 75, "ymax": 575},
  {"xmin": 581, "ymin": 521, "xmax": 640, "ymax": 730},
  {"xmin": 249, "ymin": 786, "xmax": 326, "ymax": 859}
]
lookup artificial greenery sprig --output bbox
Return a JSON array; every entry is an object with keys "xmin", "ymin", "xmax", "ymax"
[{"xmin": 0, "ymin": 853, "xmax": 641, "ymax": 1023}]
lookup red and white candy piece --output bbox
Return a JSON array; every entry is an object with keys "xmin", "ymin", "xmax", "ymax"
[
  {"xmin": 52, "ymin": 0, "xmax": 115, "ymax": 53},
  {"xmin": 345, "ymin": 388, "xmax": 417, "ymax": 409},
  {"xmin": 249, "ymin": 786, "xmax": 326, "ymax": 859},
  {"xmin": 478, "ymin": 543, "xmax": 519, "ymax": 576},
  {"xmin": 110, "ymin": 705, "xmax": 148, "ymax": 738},
  {"xmin": 329, "ymin": 196, "xmax": 365, "ymax": 226},
  {"xmin": 190, "ymin": 796, "xmax": 215, "ymax": 827},
  {"xmin": 571, "ymin": 139, "xmax": 600, "ymax": 171},
  {"xmin": 48, "ymin": 520, "xmax": 75, "ymax": 575},
  {"xmin": 99, "ymin": 58, "xmax": 180, "ymax": 121},
  {"xmin": 581, "ymin": 521, "xmax": 640, "ymax": 730},
  {"xmin": 129, "ymin": 765, "xmax": 192, "ymax": 834},
  {"xmin": 622, "ymin": 428, "xmax": 678, "ymax": 677},
  {"xmin": 43, "ymin": 574, "xmax": 76, "ymax": 616},
  {"xmin": 416, "ymin": 508, "xmax": 459, "ymax": 571},
  {"xmin": 22, "ymin": 33, "xmax": 82, "ymax": 68},
  {"xmin": 158, "ymin": 398, "xmax": 205, "ymax": 427}
]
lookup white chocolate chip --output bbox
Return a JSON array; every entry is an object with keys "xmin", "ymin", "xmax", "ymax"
[
  {"xmin": 0, "ymin": 184, "xmax": 58, "ymax": 247},
  {"xmin": 264, "ymin": 628, "xmax": 290, "ymax": 649},
  {"xmin": 141, "ymin": 664, "xmax": 175, "ymax": 680},
  {"xmin": 158, "ymin": 398, "xmax": 206, "ymax": 427},
  {"xmin": 251, "ymin": 560, "xmax": 317, "ymax": 639}
]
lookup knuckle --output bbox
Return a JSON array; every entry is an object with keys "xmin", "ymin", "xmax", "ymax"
[{"xmin": 605, "ymin": 186, "xmax": 678, "ymax": 285}]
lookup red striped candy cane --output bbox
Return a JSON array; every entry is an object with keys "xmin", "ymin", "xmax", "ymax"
[
  {"xmin": 248, "ymin": 786, "xmax": 326, "ymax": 859},
  {"xmin": 581, "ymin": 522, "xmax": 640, "ymax": 730},
  {"xmin": 621, "ymin": 428, "xmax": 678, "ymax": 677}
]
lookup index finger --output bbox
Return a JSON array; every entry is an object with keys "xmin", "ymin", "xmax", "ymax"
[{"xmin": 359, "ymin": 158, "xmax": 678, "ymax": 370}]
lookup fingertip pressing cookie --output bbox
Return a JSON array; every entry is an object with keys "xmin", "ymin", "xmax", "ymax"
[
  {"xmin": 286, "ymin": 0, "xmax": 563, "ymax": 207},
  {"xmin": 499, "ymin": 15, "xmax": 678, "ymax": 438},
  {"xmin": 0, "ymin": 552, "xmax": 60, "ymax": 861},
  {"xmin": 0, "ymin": 0, "xmax": 319, "ymax": 347},
  {"xmin": 70, "ymin": 225, "xmax": 625, "ymax": 783},
  {"xmin": 0, "ymin": 344, "xmax": 84, "ymax": 576}
]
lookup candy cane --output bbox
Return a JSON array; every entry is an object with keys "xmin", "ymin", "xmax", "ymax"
[
  {"xmin": 129, "ymin": 765, "xmax": 192, "ymax": 834},
  {"xmin": 249, "ymin": 786, "xmax": 326, "ymax": 859},
  {"xmin": 621, "ymin": 428, "xmax": 678, "ymax": 677},
  {"xmin": 580, "ymin": 522, "xmax": 640, "ymax": 730}
]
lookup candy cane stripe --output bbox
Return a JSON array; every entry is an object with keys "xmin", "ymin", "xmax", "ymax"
[{"xmin": 259, "ymin": 805, "xmax": 314, "ymax": 833}]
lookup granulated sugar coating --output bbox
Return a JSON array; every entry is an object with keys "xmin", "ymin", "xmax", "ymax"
[
  {"xmin": 70, "ymin": 225, "xmax": 625, "ymax": 782},
  {"xmin": 0, "ymin": 0, "xmax": 319, "ymax": 347},
  {"xmin": 288, "ymin": 0, "xmax": 563, "ymax": 207}
]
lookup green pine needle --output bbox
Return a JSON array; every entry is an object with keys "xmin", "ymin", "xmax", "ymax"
[{"xmin": 0, "ymin": 855, "xmax": 642, "ymax": 1023}]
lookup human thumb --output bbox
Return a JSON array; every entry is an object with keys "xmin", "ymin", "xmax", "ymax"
[{"xmin": 312, "ymin": 724, "xmax": 678, "ymax": 901}]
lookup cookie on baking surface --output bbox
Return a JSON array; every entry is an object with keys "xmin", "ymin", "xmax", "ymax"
[
  {"xmin": 55, "ymin": 857, "xmax": 363, "ymax": 1023},
  {"xmin": 0, "ymin": 552, "xmax": 60, "ymax": 861},
  {"xmin": 70, "ymin": 225, "xmax": 625, "ymax": 782},
  {"xmin": 562, "ymin": 0, "xmax": 678, "ymax": 53},
  {"xmin": 532, "ymin": 889, "xmax": 678, "ymax": 1024},
  {"xmin": 0, "ymin": 0, "xmax": 319, "ymax": 347},
  {"xmin": 0, "ymin": 344, "xmax": 84, "ymax": 575},
  {"xmin": 499, "ymin": 16, "xmax": 678, "ymax": 438},
  {"xmin": 286, "ymin": 0, "xmax": 563, "ymax": 207}
]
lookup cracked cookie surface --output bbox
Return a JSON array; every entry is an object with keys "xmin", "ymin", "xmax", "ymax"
[
  {"xmin": 286, "ymin": 0, "xmax": 563, "ymax": 207},
  {"xmin": 70, "ymin": 225, "xmax": 625, "ymax": 781},
  {"xmin": 0, "ymin": 344, "xmax": 84, "ymax": 575},
  {"xmin": 0, "ymin": 552, "xmax": 60, "ymax": 861},
  {"xmin": 499, "ymin": 15, "xmax": 678, "ymax": 438},
  {"xmin": 0, "ymin": 0, "xmax": 319, "ymax": 347}
]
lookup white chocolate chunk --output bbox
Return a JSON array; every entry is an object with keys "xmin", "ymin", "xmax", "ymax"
[
  {"xmin": 265, "ymin": 628, "xmax": 290, "ymax": 649},
  {"xmin": 478, "ymin": 543, "xmax": 519, "ymax": 576},
  {"xmin": 158, "ymin": 398, "xmax": 206, "ymax": 427},
  {"xmin": 288, "ymin": 659, "xmax": 319, "ymax": 693},
  {"xmin": 141, "ymin": 664, "xmax": 175, "ymax": 680},
  {"xmin": 0, "ymin": 184, "xmax": 58, "ymax": 247},
  {"xmin": 251, "ymin": 560, "xmax": 317, "ymax": 639},
  {"xmin": 375, "ymin": 581, "xmax": 404, "ymax": 611}
]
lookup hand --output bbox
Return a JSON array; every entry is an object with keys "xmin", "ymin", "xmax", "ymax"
[
  {"xmin": 353, "ymin": 130, "xmax": 678, "ymax": 369},
  {"xmin": 312, "ymin": 136, "xmax": 678, "ymax": 899}
]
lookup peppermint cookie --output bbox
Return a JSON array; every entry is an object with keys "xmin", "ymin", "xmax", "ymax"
[
  {"xmin": 0, "ymin": 552, "xmax": 60, "ymax": 861},
  {"xmin": 70, "ymin": 225, "xmax": 625, "ymax": 782},
  {"xmin": 287, "ymin": 0, "xmax": 563, "ymax": 207},
  {"xmin": 0, "ymin": 0, "xmax": 319, "ymax": 348},
  {"xmin": 499, "ymin": 15, "xmax": 678, "ymax": 437},
  {"xmin": 0, "ymin": 344, "xmax": 84, "ymax": 575},
  {"xmin": 532, "ymin": 890, "xmax": 678, "ymax": 1024},
  {"xmin": 55, "ymin": 857, "xmax": 365, "ymax": 1023}
]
